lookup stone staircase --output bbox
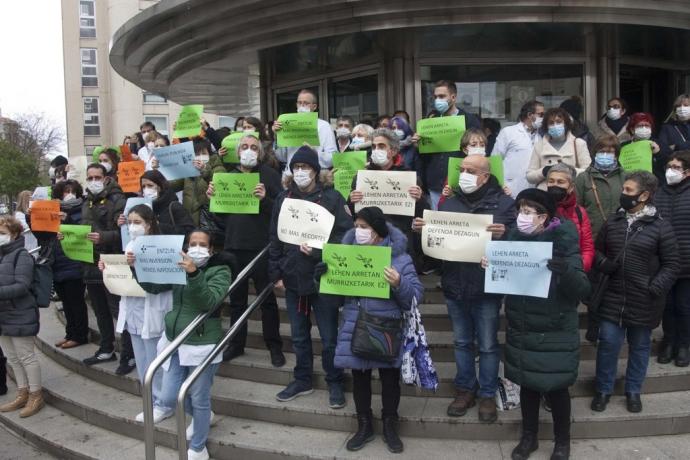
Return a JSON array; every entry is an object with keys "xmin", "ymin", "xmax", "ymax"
[{"xmin": 2, "ymin": 275, "xmax": 690, "ymax": 459}]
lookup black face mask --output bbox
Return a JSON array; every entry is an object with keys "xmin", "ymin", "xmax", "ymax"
[
  {"xmin": 547, "ymin": 186, "xmax": 568, "ymax": 204},
  {"xmin": 620, "ymin": 192, "xmax": 643, "ymax": 211}
]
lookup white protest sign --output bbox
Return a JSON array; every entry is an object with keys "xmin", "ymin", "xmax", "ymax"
[
  {"xmin": 277, "ymin": 198, "xmax": 335, "ymax": 249},
  {"xmin": 484, "ymin": 241, "xmax": 553, "ymax": 298},
  {"xmin": 31, "ymin": 186, "xmax": 50, "ymax": 201},
  {"xmin": 154, "ymin": 141, "xmax": 200, "ymax": 180},
  {"xmin": 355, "ymin": 170, "xmax": 417, "ymax": 217},
  {"xmin": 133, "ymin": 235, "xmax": 186, "ymax": 285},
  {"xmin": 101, "ymin": 254, "xmax": 147, "ymax": 297},
  {"xmin": 421, "ymin": 210, "xmax": 493, "ymax": 263}
]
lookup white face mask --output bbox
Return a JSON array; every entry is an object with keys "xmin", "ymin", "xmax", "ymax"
[
  {"xmin": 336, "ymin": 127, "xmax": 351, "ymax": 138},
  {"xmin": 459, "ymin": 172, "xmax": 480, "ymax": 193},
  {"xmin": 197, "ymin": 154, "xmax": 210, "ymax": 164},
  {"xmin": 66, "ymin": 169, "xmax": 78, "ymax": 181},
  {"xmin": 142, "ymin": 187, "xmax": 158, "ymax": 199},
  {"xmin": 48, "ymin": 167, "xmax": 56, "ymax": 178},
  {"xmin": 355, "ymin": 228, "xmax": 373, "ymax": 245},
  {"xmin": 466, "ymin": 146, "xmax": 486, "ymax": 156},
  {"xmin": 147, "ymin": 142, "xmax": 155, "ymax": 151},
  {"xmin": 243, "ymin": 128, "xmax": 255, "ymax": 133},
  {"xmin": 63, "ymin": 193, "xmax": 76, "ymax": 202},
  {"xmin": 533, "ymin": 116, "xmax": 544, "ymax": 130},
  {"xmin": 87, "ymin": 180, "xmax": 104, "ymax": 195},
  {"xmin": 371, "ymin": 149, "xmax": 389, "ymax": 166},
  {"xmin": 187, "ymin": 246, "xmax": 210, "ymax": 268},
  {"xmin": 100, "ymin": 162, "xmax": 113, "ymax": 173},
  {"xmin": 666, "ymin": 168, "xmax": 686, "ymax": 185},
  {"xmin": 634, "ymin": 127, "xmax": 652, "ymax": 140},
  {"xmin": 297, "ymin": 106, "xmax": 311, "ymax": 114},
  {"xmin": 393, "ymin": 129, "xmax": 405, "ymax": 140},
  {"xmin": 240, "ymin": 149, "xmax": 258, "ymax": 168},
  {"xmin": 128, "ymin": 223, "xmax": 146, "ymax": 239},
  {"xmin": 676, "ymin": 106, "xmax": 690, "ymax": 120},
  {"xmin": 607, "ymin": 108, "xmax": 622, "ymax": 120},
  {"xmin": 0, "ymin": 234, "xmax": 11, "ymax": 246},
  {"xmin": 293, "ymin": 169, "xmax": 313, "ymax": 189}
]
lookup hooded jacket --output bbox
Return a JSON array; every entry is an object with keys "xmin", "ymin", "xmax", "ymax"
[{"xmin": 0, "ymin": 236, "xmax": 39, "ymax": 337}]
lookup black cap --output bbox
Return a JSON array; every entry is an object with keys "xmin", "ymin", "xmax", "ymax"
[
  {"xmin": 355, "ymin": 206, "xmax": 389, "ymax": 238},
  {"xmin": 515, "ymin": 188, "xmax": 556, "ymax": 220},
  {"xmin": 289, "ymin": 146, "xmax": 321, "ymax": 174},
  {"xmin": 50, "ymin": 155, "xmax": 68, "ymax": 168}
]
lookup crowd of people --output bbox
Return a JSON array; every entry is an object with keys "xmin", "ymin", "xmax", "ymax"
[{"xmin": 0, "ymin": 83, "xmax": 689, "ymax": 460}]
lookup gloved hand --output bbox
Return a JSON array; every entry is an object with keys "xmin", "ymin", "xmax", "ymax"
[
  {"xmin": 313, "ymin": 262, "xmax": 328, "ymax": 280},
  {"xmin": 547, "ymin": 257, "xmax": 568, "ymax": 275},
  {"xmin": 598, "ymin": 257, "xmax": 619, "ymax": 275},
  {"xmin": 542, "ymin": 165, "xmax": 553, "ymax": 178}
]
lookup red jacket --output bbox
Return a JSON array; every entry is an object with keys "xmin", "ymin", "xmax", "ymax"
[{"xmin": 557, "ymin": 192, "xmax": 594, "ymax": 272}]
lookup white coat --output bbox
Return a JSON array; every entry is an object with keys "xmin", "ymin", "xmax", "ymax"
[
  {"xmin": 491, "ymin": 122, "xmax": 541, "ymax": 197},
  {"xmin": 274, "ymin": 117, "xmax": 337, "ymax": 170}
]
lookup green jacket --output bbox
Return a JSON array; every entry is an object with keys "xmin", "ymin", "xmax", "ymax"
[
  {"xmin": 574, "ymin": 165, "xmax": 625, "ymax": 239},
  {"xmin": 139, "ymin": 253, "xmax": 232, "ymax": 345},
  {"xmin": 503, "ymin": 218, "xmax": 591, "ymax": 393},
  {"xmin": 169, "ymin": 164, "xmax": 213, "ymax": 227}
]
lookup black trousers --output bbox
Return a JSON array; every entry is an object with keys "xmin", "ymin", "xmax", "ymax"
[
  {"xmin": 227, "ymin": 249, "xmax": 282, "ymax": 351},
  {"xmin": 352, "ymin": 368, "xmax": 401, "ymax": 418},
  {"xmin": 54, "ymin": 278, "xmax": 89, "ymax": 344},
  {"xmin": 520, "ymin": 386, "xmax": 571, "ymax": 443},
  {"xmin": 662, "ymin": 278, "xmax": 690, "ymax": 348},
  {"xmin": 86, "ymin": 282, "xmax": 133, "ymax": 362}
]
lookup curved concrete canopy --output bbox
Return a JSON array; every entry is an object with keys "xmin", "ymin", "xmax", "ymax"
[{"xmin": 110, "ymin": 0, "xmax": 690, "ymax": 114}]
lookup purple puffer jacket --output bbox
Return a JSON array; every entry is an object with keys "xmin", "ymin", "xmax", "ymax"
[{"xmin": 334, "ymin": 223, "xmax": 424, "ymax": 370}]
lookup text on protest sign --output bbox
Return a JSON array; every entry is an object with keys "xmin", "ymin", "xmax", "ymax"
[
  {"xmin": 59, "ymin": 224, "xmax": 93, "ymax": 263},
  {"xmin": 210, "ymin": 173, "xmax": 260, "ymax": 214},
  {"xmin": 276, "ymin": 112, "xmax": 319, "ymax": 148},
  {"xmin": 30, "ymin": 200, "xmax": 60, "ymax": 233},
  {"xmin": 421, "ymin": 210, "xmax": 492, "ymax": 263},
  {"xmin": 117, "ymin": 160, "xmax": 146, "ymax": 193},
  {"xmin": 221, "ymin": 131, "xmax": 259, "ymax": 164},
  {"xmin": 154, "ymin": 141, "xmax": 200, "ymax": 181},
  {"xmin": 332, "ymin": 151, "xmax": 367, "ymax": 199},
  {"xmin": 619, "ymin": 140, "xmax": 653, "ymax": 173},
  {"xmin": 416, "ymin": 116, "xmax": 466, "ymax": 154},
  {"xmin": 101, "ymin": 254, "xmax": 146, "ymax": 297},
  {"xmin": 320, "ymin": 243, "xmax": 392, "ymax": 299},
  {"xmin": 354, "ymin": 170, "xmax": 417, "ymax": 217},
  {"xmin": 174, "ymin": 104, "xmax": 204, "ymax": 138},
  {"xmin": 132, "ymin": 235, "xmax": 186, "ymax": 285},
  {"xmin": 120, "ymin": 197, "xmax": 153, "ymax": 251},
  {"xmin": 484, "ymin": 241, "xmax": 553, "ymax": 299},
  {"xmin": 276, "ymin": 198, "xmax": 335, "ymax": 249}
]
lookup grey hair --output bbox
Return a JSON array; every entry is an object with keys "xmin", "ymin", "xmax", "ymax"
[
  {"xmin": 371, "ymin": 128, "xmax": 400, "ymax": 151},
  {"xmin": 352, "ymin": 123, "xmax": 374, "ymax": 139},
  {"xmin": 625, "ymin": 170, "xmax": 658, "ymax": 198},
  {"xmin": 548, "ymin": 162, "xmax": 577, "ymax": 182},
  {"xmin": 236, "ymin": 134, "xmax": 265, "ymax": 162}
]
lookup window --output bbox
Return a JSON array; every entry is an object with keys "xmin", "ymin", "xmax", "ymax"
[
  {"xmin": 83, "ymin": 97, "xmax": 100, "ymax": 136},
  {"xmin": 328, "ymin": 75, "xmax": 379, "ymax": 125},
  {"xmin": 144, "ymin": 115, "xmax": 168, "ymax": 136},
  {"xmin": 143, "ymin": 91, "xmax": 167, "ymax": 104},
  {"xmin": 218, "ymin": 116, "xmax": 236, "ymax": 129},
  {"xmin": 79, "ymin": 0, "xmax": 96, "ymax": 38},
  {"xmin": 80, "ymin": 48, "xmax": 98, "ymax": 87},
  {"xmin": 85, "ymin": 145, "xmax": 98, "ymax": 156}
]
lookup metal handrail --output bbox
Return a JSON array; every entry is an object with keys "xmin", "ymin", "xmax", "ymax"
[
  {"xmin": 175, "ymin": 282, "xmax": 275, "ymax": 459},
  {"xmin": 143, "ymin": 245, "xmax": 270, "ymax": 459}
]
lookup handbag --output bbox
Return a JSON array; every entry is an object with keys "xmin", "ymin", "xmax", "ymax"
[
  {"xmin": 351, "ymin": 301, "xmax": 403, "ymax": 363},
  {"xmin": 199, "ymin": 205, "xmax": 226, "ymax": 242},
  {"xmin": 401, "ymin": 296, "xmax": 439, "ymax": 391}
]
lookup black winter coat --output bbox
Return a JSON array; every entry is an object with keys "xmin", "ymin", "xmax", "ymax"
[
  {"xmin": 595, "ymin": 208, "xmax": 680, "ymax": 329},
  {"xmin": 654, "ymin": 179, "xmax": 690, "ymax": 279},
  {"xmin": 53, "ymin": 199, "xmax": 84, "ymax": 282},
  {"xmin": 659, "ymin": 121, "xmax": 690, "ymax": 153},
  {"xmin": 0, "ymin": 237, "xmax": 39, "ymax": 337},
  {"xmin": 153, "ymin": 188, "xmax": 195, "ymax": 236},
  {"xmin": 439, "ymin": 178, "xmax": 516, "ymax": 301}
]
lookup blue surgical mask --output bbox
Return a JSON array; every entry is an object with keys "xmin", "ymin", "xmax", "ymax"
[
  {"xmin": 548, "ymin": 123, "xmax": 565, "ymax": 139},
  {"xmin": 434, "ymin": 98, "xmax": 449, "ymax": 114},
  {"xmin": 594, "ymin": 152, "xmax": 616, "ymax": 170}
]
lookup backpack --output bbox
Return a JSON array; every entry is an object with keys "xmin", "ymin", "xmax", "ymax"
[{"xmin": 14, "ymin": 247, "xmax": 54, "ymax": 308}]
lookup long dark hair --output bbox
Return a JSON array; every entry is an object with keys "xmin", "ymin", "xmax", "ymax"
[{"xmin": 127, "ymin": 204, "xmax": 160, "ymax": 235}]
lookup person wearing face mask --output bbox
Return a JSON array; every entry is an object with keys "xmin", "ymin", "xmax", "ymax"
[
  {"xmin": 206, "ymin": 135, "xmax": 284, "ymax": 367},
  {"xmin": 560, "ymin": 96, "xmax": 595, "ymax": 150},
  {"xmin": 413, "ymin": 154, "xmax": 514, "ymax": 425},
  {"xmin": 49, "ymin": 155, "xmax": 69, "ymax": 186},
  {"xmin": 622, "ymin": 112, "xmax": 671, "ymax": 184},
  {"xmin": 591, "ymin": 171, "xmax": 679, "ymax": 415},
  {"xmin": 653, "ymin": 151, "xmax": 690, "ymax": 367},
  {"xmin": 98, "ymin": 149, "xmax": 120, "ymax": 180},
  {"xmin": 481, "ymin": 189, "xmax": 589, "ymax": 460},
  {"xmin": 659, "ymin": 94, "xmax": 690, "ymax": 156},
  {"xmin": 348, "ymin": 123, "xmax": 374, "ymax": 155},
  {"xmin": 595, "ymin": 97, "xmax": 632, "ymax": 143},
  {"xmin": 135, "ymin": 229, "xmax": 232, "ymax": 460},
  {"xmin": 333, "ymin": 207, "xmax": 424, "ymax": 454},
  {"xmin": 390, "ymin": 116, "xmax": 418, "ymax": 170},
  {"xmin": 334, "ymin": 115, "xmax": 355, "ymax": 153},
  {"xmin": 136, "ymin": 170, "xmax": 195, "ymax": 237},
  {"xmin": 269, "ymin": 146, "xmax": 353, "ymax": 408},
  {"xmin": 526, "ymin": 107, "xmax": 591, "ymax": 190},
  {"xmin": 272, "ymin": 89, "xmax": 337, "ymax": 172},
  {"xmin": 240, "ymin": 117, "xmax": 281, "ymax": 170},
  {"xmin": 412, "ymin": 80, "xmax": 481, "ymax": 210},
  {"xmin": 137, "ymin": 130, "xmax": 166, "ymax": 171},
  {"xmin": 491, "ymin": 100, "xmax": 545, "ymax": 198}
]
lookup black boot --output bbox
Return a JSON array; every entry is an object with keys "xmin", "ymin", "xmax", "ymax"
[
  {"xmin": 551, "ymin": 441, "xmax": 570, "ymax": 460},
  {"xmin": 0, "ymin": 356, "xmax": 7, "ymax": 396},
  {"xmin": 675, "ymin": 346, "xmax": 689, "ymax": 367},
  {"xmin": 657, "ymin": 341, "xmax": 675, "ymax": 364},
  {"xmin": 382, "ymin": 415, "xmax": 403, "ymax": 453},
  {"xmin": 590, "ymin": 392, "xmax": 610, "ymax": 412},
  {"xmin": 346, "ymin": 412, "xmax": 374, "ymax": 451},
  {"xmin": 511, "ymin": 432, "xmax": 538, "ymax": 460}
]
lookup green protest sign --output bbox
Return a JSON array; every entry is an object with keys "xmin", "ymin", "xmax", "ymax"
[
  {"xmin": 447, "ymin": 157, "xmax": 461, "ymax": 189},
  {"xmin": 619, "ymin": 140, "xmax": 653, "ymax": 172},
  {"xmin": 489, "ymin": 155, "xmax": 505, "ymax": 186},
  {"xmin": 416, "ymin": 116, "xmax": 466, "ymax": 154},
  {"xmin": 174, "ymin": 104, "xmax": 204, "ymax": 138},
  {"xmin": 320, "ymin": 243, "xmax": 392, "ymax": 299},
  {"xmin": 332, "ymin": 151, "xmax": 367, "ymax": 199},
  {"xmin": 59, "ymin": 224, "xmax": 93, "ymax": 263},
  {"xmin": 220, "ymin": 131, "xmax": 259, "ymax": 164},
  {"xmin": 276, "ymin": 112, "xmax": 319, "ymax": 148},
  {"xmin": 210, "ymin": 173, "xmax": 260, "ymax": 214}
]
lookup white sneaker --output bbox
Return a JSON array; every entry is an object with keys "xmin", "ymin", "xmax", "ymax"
[
  {"xmin": 187, "ymin": 447, "xmax": 209, "ymax": 460},
  {"xmin": 186, "ymin": 411, "xmax": 216, "ymax": 440},
  {"xmin": 135, "ymin": 407, "xmax": 174, "ymax": 423}
]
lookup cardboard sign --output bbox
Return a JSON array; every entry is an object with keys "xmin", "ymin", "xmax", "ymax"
[
  {"xmin": 30, "ymin": 200, "xmax": 60, "ymax": 232},
  {"xmin": 119, "ymin": 143, "xmax": 134, "ymax": 162},
  {"xmin": 59, "ymin": 224, "xmax": 93, "ymax": 263},
  {"xmin": 332, "ymin": 152, "xmax": 367, "ymax": 199},
  {"xmin": 320, "ymin": 243, "xmax": 392, "ymax": 299},
  {"xmin": 132, "ymin": 235, "xmax": 186, "ymax": 285},
  {"xmin": 220, "ymin": 131, "xmax": 259, "ymax": 164},
  {"xmin": 209, "ymin": 172, "xmax": 260, "ymax": 214},
  {"xmin": 421, "ymin": 210, "xmax": 493, "ymax": 263},
  {"xmin": 120, "ymin": 197, "xmax": 153, "ymax": 251},
  {"xmin": 154, "ymin": 141, "xmax": 200, "ymax": 180},
  {"xmin": 276, "ymin": 112, "xmax": 319, "ymax": 148},
  {"xmin": 484, "ymin": 241, "xmax": 553, "ymax": 299},
  {"xmin": 448, "ymin": 156, "xmax": 505, "ymax": 188},
  {"xmin": 354, "ymin": 170, "xmax": 417, "ymax": 217},
  {"xmin": 619, "ymin": 140, "xmax": 653, "ymax": 173},
  {"xmin": 276, "ymin": 198, "xmax": 335, "ymax": 249},
  {"xmin": 416, "ymin": 116, "xmax": 466, "ymax": 154},
  {"xmin": 174, "ymin": 104, "xmax": 204, "ymax": 138},
  {"xmin": 117, "ymin": 160, "xmax": 146, "ymax": 193},
  {"xmin": 101, "ymin": 254, "xmax": 146, "ymax": 297}
]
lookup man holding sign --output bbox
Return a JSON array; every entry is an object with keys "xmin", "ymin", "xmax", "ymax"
[
  {"xmin": 412, "ymin": 154, "xmax": 515, "ymax": 424},
  {"xmin": 269, "ymin": 147, "xmax": 352, "ymax": 408}
]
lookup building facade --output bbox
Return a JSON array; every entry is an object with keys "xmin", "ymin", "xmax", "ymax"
[{"xmin": 61, "ymin": 0, "xmax": 236, "ymax": 159}]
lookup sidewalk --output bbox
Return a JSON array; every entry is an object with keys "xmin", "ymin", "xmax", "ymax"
[{"xmin": 0, "ymin": 423, "xmax": 57, "ymax": 460}]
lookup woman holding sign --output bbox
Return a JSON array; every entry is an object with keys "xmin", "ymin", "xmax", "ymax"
[
  {"xmin": 138, "ymin": 170, "xmax": 195, "ymax": 236},
  {"xmin": 621, "ymin": 112, "xmax": 671, "ymax": 184},
  {"xmin": 334, "ymin": 207, "xmax": 424, "ymax": 453}
]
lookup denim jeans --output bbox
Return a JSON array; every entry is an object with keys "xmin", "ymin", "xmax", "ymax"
[
  {"xmin": 284, "ymin": 289, "xmax": 343, "ymax": 385},
  {"xmin": 130, "ymin": 333, "xmax": 167, "ymax": 411},
  {"xmin": 446, "ymin": 297, "xmax": 501, "ymax": 398},
  {"xmin": 662, "ymin": 279, "xmax": 690, "ymax": 348},
  {"xmin": 595, "ymin": 319, "xmax": 652, "ymax": 395},
  {"xmin": 156, "ymin": 352, "xmax": 219, "ymax": 452},
  {"xmin": 429, "ymin": 191, "xmax": 441, "ymax": 210}
]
